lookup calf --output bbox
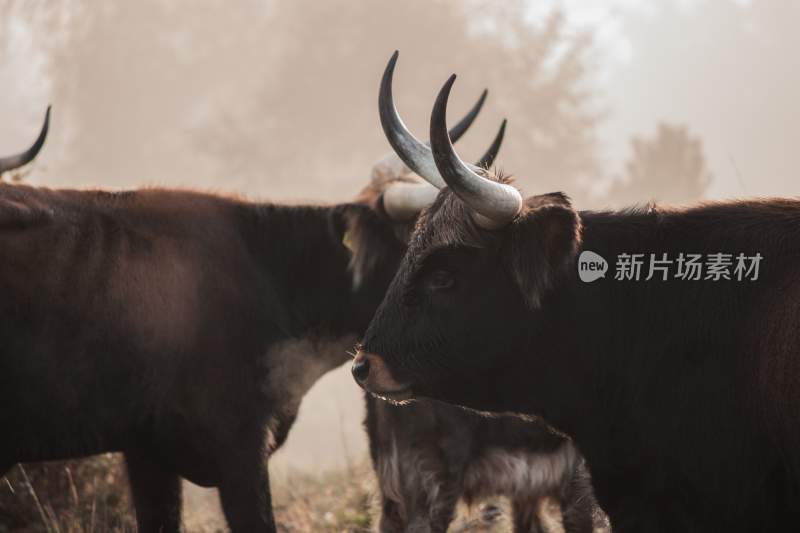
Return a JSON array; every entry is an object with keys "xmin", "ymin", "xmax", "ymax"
[
  {"xmin": 0, "ymin": 99, "xmax": 503, "ymax": 532},
  {"xmin": 366, "ymin": 397, "xmax": 597, "ymax": 532}
]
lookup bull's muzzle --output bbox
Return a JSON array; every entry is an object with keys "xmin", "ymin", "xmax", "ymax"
[{"xmin": 351, "ymin": 350, "xmax": 413, "ymax": 402}]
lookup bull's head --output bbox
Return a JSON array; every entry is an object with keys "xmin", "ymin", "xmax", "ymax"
[
  {"xmin": 0, "ymin": 106, "xmax": 51, "ymax": 180},
  {"xmin": 343, "ymin": 52, "xmax": 506, "ymax": 290},
  {"xmin": 352, "ymin": 59, "xmax": 581, "ymax": 411}
]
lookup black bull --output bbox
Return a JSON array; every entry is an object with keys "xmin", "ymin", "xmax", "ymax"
[
  {"xmin": 0, "ymin": 176, "xmax": 601, "ymax": 532},
  {"xmin": 0, "ymin": 97, "xmax": 519, "ymax": 532},
  {"xmin": 0, "ymin": 181, "xmax": 408, "ymax": 531},
  {"xmin": 354, "ymin": 65, "xmax": 800, "ymax": 533},
  {"xmin": 356, "ymin": 165, "xmax": 800, "ymax": 531}
]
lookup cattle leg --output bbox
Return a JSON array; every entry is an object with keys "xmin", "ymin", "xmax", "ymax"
[
  {"xmin": 510, "ymin": 496, "xmax": 546, "ymax": 533},
  {"xmin": 559, "ymin": 461, "xmax": 597, "ymax": 533},
  {"xmin": 407, "ymin": 490, "xmax": 458, "ymax": 533},
  {"xmin": 378, "ymin": 496, "xmax": 456, "ymax": 533},
  {"xmin": 377, "ymin": 498, "xmax": 406, "ymax": 533},
  {"xmin": 377, "ymin": 482, "xmax": 456, "ymax": 533},
  {"xmin": 124, "ymin": 452, "xmax": 182, "ymax": 533},
  {"xmin": 218, "ymin": 449, "xmax": 276, "ymax": 533}
]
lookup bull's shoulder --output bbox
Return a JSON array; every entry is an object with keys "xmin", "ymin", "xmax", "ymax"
[
  {"xmin": 0, "ymin": 185, "xmax": 142, "ymax": 230},
  {"xmin": 0, "ymin": 183, "xmax": 119, "ymax": 222}
]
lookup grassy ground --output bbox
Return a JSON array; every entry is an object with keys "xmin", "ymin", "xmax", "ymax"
[
  {"xmin": 272, "ymin": 463, "xmax": 375, "ymax": 532},
  {"xmin": 1, "ymin": 456, "xmax": 591, "ymax": 532},
  {"xmin": 270, "ymin": 462, "xmax": 513, "ymax": 532},
  {"xmin": 0, "ymin": 455, "xmax": 135, "ymax": 533}
]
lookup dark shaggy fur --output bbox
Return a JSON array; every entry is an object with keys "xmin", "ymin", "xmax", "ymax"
[
  {"xmin": 365, "ymin": 395, "xmax": 597, "ymax": 532},
  {"xmin": 0, "ymin": 183, "xmax": 405, "ymax": 532},
  {"xmin": 361, "ymin": 185, "xmax": 800, "ymax": 532}
]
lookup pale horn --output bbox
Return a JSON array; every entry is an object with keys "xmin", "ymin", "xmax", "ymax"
[
  {"xmin": 379, "ymin": 52, "xmax": 507, "ymax": 220},
  {"xmin": 430, "ymin": 75, "xmax": 522, "ymax": 229}
]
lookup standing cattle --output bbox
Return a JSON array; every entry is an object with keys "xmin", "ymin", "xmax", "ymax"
[
  {"xmin": 364, "ymin": 53, "xmax": 598, "ymax": 533},
  {"xmin": 354, "ymin": 55, "xmax": 800, "ymax": 532},
  {"xmin": 366, "ymin": 397, "xmax": 597, "ymax": 533},
  {"xmin": 0, "ymin": 100, "xmax": 503, "ymax": 532}
]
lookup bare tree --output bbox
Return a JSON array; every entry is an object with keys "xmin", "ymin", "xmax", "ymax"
[
  {"xmin": 607, "ymin": 123, "xmax": 712, "ymax": 206},
  {"xmin": 193, "ymin": 0, "xmax": 602, "ymax": 202}
]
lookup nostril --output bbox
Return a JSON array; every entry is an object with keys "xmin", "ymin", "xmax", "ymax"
[{"xmin": 351, "ymin": 357, "xmax": 371, "ymax": 383}]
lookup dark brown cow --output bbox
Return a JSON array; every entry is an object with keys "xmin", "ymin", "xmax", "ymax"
[
  {"xmin": 0, "ymin": 102, "xmax": 502, "ymax": 532},
  {"xmin": 354, "ymin": 57, "xmax": 800, "ymax": 532},
  {"xmin": 362, "ymin": 53, "xmax": 599, "ymax": 533}
]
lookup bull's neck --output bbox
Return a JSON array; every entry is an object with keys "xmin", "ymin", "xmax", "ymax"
[
  {"xmin": 498, "ymin": 213, "xmax": 652, "ymax": 428},
  {"xmin": 505, "ymin": 203, "xmax": 795, "ymax": 517},
  {"xmin": 245, "ymin": 203, "xmax": 363, "ymax": 341},
  {"xmin": 494, "ymin": 210, "xmax": 669, "ymax": 518}
]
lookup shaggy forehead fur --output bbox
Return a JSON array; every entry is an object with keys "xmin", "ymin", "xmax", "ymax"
[
  {"xmin": 410, "ymin": 191, "xmax": 485, "ymax": 255},
  {"xmin": 407, "ymin": 173, "xmax": 517, "ymax": 262}
]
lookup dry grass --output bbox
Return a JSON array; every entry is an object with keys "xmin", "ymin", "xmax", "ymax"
[
  {"xmin": 271, "ymin": 460, "xmax": 516, "ymax": 532},
  {"xmin": 1, "ymin": 456, "xmax": 604, "ymax": 532},
  {"xmin": 0, "ymin": 455, "xmax": 135, "ymax": 533},
  {"xmin": 271, "ymin": 462, "xmax": 375, "ymax": 532}
]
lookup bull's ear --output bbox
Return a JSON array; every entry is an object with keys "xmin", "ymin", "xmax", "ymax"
[
  {"xmin": 329, "ymin": 203, "xmax": 406, "ymax": 289},
  {"xmin": 503, "ymin": 192, "xmax": 582, "ymax": 308}
]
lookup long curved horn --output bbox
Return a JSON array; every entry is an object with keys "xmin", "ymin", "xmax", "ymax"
[
  {"xmin": 379, "ymin": 51, "xmax": 447, "ymax": 188},
  {"xmin": 0, "ymin": 105, "xmax": 51, "ymax": 176},
  {"xmin": 382, "ymin": 115, "xmax": 507, "ymax": 222},
  {"xmin": 371, "ymin": 82, "xmax": 485, "ymax": 186},
  {"xmin": 379, "ymin": 121, "xmax": 507, "ymax": 220},
  {"xmin": 430, "ymin": 76, "xmax": 522, "ymax": 228},
  {"xmin": 379, "ymin": 51, "xmax": 497, "ymax": 188},
  {"xmin": 448, "ymin": 87, "xmax": 487, "ymax": 144},
  {"xmin": 476, "ymin": 118, "xmax": 506, "ymax": 170}
]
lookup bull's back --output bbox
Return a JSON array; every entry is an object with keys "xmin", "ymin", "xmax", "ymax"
[{"xmin": 0, "ymin": 185, "xmax": 259, "ymax": 460}]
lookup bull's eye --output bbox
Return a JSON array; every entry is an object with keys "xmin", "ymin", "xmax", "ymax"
[{"xmin": 426, "ymin": 269, "xmax": 455, "ymax": 291}]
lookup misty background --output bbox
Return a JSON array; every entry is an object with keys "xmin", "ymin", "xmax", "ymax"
[{"xmin": 1, "ymin": 0, "xmax": 797, "ymax": 480}]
